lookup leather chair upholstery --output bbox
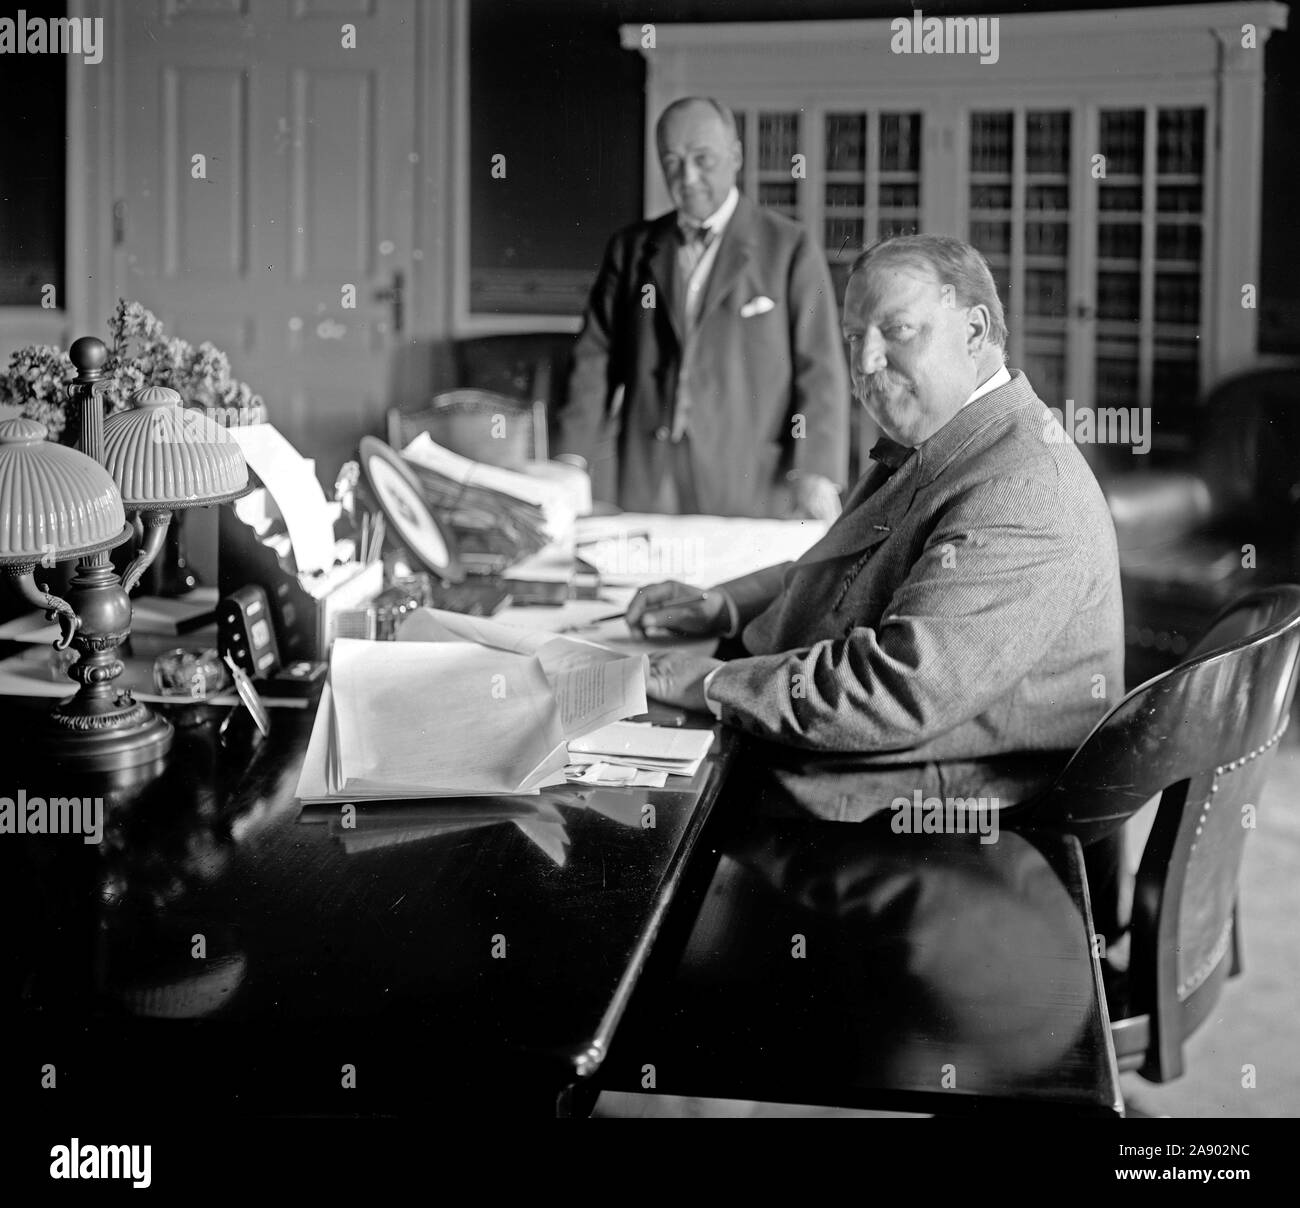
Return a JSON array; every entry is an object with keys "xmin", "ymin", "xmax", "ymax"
[{"xmin": 1098, "ymin": 368, "xmax": 1300, "ymax": 684}]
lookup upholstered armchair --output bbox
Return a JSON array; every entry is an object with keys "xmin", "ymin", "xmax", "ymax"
[{"xmin": 1098, "ymin": 368, "xmax": 1300, "ymax": 685}]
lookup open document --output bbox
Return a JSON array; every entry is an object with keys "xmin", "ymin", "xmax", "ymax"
[
  {"xmin": 297, "ymin": 641, "xmax": 572, "ymax": 802},
  {"xmin": 396, "ymin": 607, "xmax": 647, "ymax": 738},
  {"xmin": 295, "ymin": 620, "xmax": 649, "ymax": 804}
]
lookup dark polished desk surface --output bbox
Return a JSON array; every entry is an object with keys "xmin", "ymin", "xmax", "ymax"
[
  {"xmin": 2, "ymin": 680, "xmax": 1121, "ymax": 1119},
  {"xmin": 599, "ymin": 816, "xmax": 1123, "ymax": 1117},
  {"xmin": 2, "ymin": 691, "xmax": 734, "ymax": 1115}
]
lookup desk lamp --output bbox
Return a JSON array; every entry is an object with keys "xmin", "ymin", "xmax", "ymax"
[{"xmin": 0, "ymin": 336, "xmax": 249, "ymax": 770}]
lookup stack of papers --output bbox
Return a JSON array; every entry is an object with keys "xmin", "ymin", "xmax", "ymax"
[
  {"xmin": 294, "ymin": 610, "xmax": 649, "ymax": 804},
  {"xmin": 567, "ymin": 721, "xmax": 715, "ymax": 786},
  {"xmin": 397, "ymin": 609, "xmax": 717, "ymax": 786},
  {"xmin": 401, "ymin": 433, "xmax": 571, "ymax": 566}
]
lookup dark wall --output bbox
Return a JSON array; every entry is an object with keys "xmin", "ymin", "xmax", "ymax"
[
  {"xmin": 0, "ymin": 27, "xmax": 66, "ymax": 307},
  {"xmin": 469, "ymin": 0, "xmax": 1300, "ymax": 354}
]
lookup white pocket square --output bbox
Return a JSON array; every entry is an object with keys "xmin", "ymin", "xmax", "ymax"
[{"xmin": 740, "ymin": 296, "xmax": 775, "ymax": 318}]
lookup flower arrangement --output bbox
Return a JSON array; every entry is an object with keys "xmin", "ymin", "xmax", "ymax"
[{"xmin": 0, "ymin": 300, "xmax": 264, "ymax": 443}]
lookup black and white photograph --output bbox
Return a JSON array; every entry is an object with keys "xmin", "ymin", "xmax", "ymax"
[{"xmin": 0, "ymin": 0, "xmax": 1296, "ymax": 1179}]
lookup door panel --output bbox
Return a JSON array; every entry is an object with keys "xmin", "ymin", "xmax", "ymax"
[{"xmin": 118, "ymin": 0, "xmax": 418, "ymax": 481}]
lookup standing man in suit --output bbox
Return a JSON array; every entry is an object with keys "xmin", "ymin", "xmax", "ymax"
[
  {"xmin": 627, "ymin": 234, "xmax": 1125, "ymax": 824},
  {"xmin": 556, "ymin": 97, "xmax": 849, "ymax": 519}
]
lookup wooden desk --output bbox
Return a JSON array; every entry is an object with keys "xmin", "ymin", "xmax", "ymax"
[
  {"xmin": 597, "ymin": 813, "xmax": 1124, "ymax": 1116},
  {"xmin": 1, "ymin": 691, "xmax": 734, "ymax": 1116}
]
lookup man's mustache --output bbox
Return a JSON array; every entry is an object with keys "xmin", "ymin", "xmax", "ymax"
[{"xmin": 853, "ymin": 370, "xmax": 907, "ymax": 402}]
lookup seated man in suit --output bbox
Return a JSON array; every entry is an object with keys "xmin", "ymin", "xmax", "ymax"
[
  {"xmin": 630, "ymin": 234, "xmax": 1125, "ymax": 824},
  {"xmin": 555, "ymin": 96, "xmax": 848, "ymax": 520}
]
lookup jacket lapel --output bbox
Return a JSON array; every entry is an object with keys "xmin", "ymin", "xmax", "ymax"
[
  {"xmin": 796, "ymin": 456, "xmax": 921, "ymax": 566},
  {"xmin": 640, "ymin": 216, "xmax": 682, "ymax": 348},
  {"xmin": 696, "ymin": 196, "xmax": 756, "ymax": 326}
]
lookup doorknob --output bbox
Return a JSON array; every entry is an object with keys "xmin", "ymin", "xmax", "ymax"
[{"xmin": 373, "ymin": 269, "xmax": 405, "ymax": 335}]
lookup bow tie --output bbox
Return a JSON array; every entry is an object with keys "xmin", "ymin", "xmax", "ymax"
[
  {"xmin": 868, "ymin": 437, "xmax": 913, "ymax": 473},
  {"xmin": 678, "ymin": 223, "xmax": 714, "ymax": 247}
]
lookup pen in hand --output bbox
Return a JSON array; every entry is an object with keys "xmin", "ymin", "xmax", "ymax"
[{"xmin": 557, "ymin": 592, "xmax": 709, "ymax": 633}]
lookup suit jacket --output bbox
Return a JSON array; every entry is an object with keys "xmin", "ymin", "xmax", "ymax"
[
  {"xmin": 557, "ymin": 196, "xmax": 849, "ymax": 517},
  {"xmin": 707, "ymin": 370, "xmax": 1126, "ymax": 821}
]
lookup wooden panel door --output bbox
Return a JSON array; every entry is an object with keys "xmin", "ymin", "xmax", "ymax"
[{"xmin": 117, "ymin": 0, "xmax": 419, "ymax": 480}]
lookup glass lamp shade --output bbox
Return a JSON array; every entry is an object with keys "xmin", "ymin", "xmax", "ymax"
[
  {"xmin": 102, "ymin": 385, "xmax": 249, "ymax": 509},
  {"xmin": 0, "ymin": 417, "xmax": 129, "ymax": 565}
]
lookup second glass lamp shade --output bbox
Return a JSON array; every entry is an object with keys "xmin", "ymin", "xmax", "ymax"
[{"xmin": 102, "ymin": 386, "xmax": 249, "ymax": 508}]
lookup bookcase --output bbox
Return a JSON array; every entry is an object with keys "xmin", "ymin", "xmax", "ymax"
[{"xmin": 625, "ymin": 3, "xmax": 1286, "ymax": 459}]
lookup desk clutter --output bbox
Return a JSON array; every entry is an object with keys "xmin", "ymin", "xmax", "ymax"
[
  {"xmin": 295, "ymin": 606, "xmax": 716, "ymax": 803},
  {"xmin": 2, "ymin": 407, "xmax": 826, "ymax": 786},
  {"xmin": 217, "ymin": 420, "xmax": 590, "ymax": 665}
]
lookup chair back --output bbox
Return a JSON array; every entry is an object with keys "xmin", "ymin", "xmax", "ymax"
[
  {"xmin": 1194, "ymin": 368, "xmax": 1300, "ymax": 524},
  {"xmin": 1019, "ymin": 585, "xmax": 1300, "ymax": 1077},
  {"xmin": 455, "ymin": 333, "xmax": 576, "ymax": 461}
]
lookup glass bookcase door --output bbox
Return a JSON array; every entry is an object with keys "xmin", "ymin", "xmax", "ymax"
[
  {"xmin": 968, "ymin": 108, "xmax": 1073, "ymax": 410},
  {"xmin": 733, "ymin": 108, "xmax": 804, "ymax": 221},
  {"xmin": 821, "ymin": 110, "xmax": 922, "ymax": 301},
  {"xmin": 1094, "ymin": 105, "xmax": 1207, "ymax": 451}
]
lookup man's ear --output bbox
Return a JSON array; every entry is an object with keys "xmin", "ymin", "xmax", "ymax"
[
  {"xmin": 731, "ymin": 138, "xmax": 744, "ymax": 171},
  {"xmin": 966, "ymin": 303, "xmax": 992, "ymax": 355}
]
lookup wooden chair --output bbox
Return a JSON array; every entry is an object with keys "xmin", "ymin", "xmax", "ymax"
[{"xmin": 1013, "ymin": 584, "xmax": 1300, "ymax": 1082}]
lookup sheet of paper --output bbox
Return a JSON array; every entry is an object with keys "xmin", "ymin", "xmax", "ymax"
[
  {"xmin": 569, "ymin": 720, "xmax": 715, "ymax": 763},
  {"xmin": 297, "ymin": 677, "xmax": 563, "ymax": 802},
  {"xmin": 548, "ymin": 659, "xmax": 647, "ymax": 739},
  {"xmin": 329, "ymin": 639, "xmax": 569, "ymax": 796},
  {"xmin": 230, "ymin": 423, "xmax": 337, "ymax": 573},
  {"xmin": 565, "ymin": 763, "xmax": 669, "ymax": 788},
  {"xmin": 395, "ymin": 607, "xmax": 647, "ymax": 738},
  {"xmin": 491, "ymin": 595, "xmax": 720, "ymax": 661},
  {"xmin": 566, "ymin": 721, "xmax": 715, "ymax": 777},
  {"xmin": 573, "ymin": 513, "xmax": 829, "ymax": 588},
  {"xmin": 566, "ymin": 752, "xmax": 708, "ymax": 778}
]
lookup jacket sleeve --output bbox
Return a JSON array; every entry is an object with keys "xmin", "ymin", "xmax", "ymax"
[
  {"xmin": 554, "ymin": 231, "xmax": 627, "ymax": 466},
  {"xmin": 786, "ymin": 232, "xmax": 850, "ymax": 487},
  {"xmin": 706, "ymin": 475, "xmax": 1088, "ymax": 752},
  {"xmin": 718, "ymin": 562, "xmax": 793, "ymax": 629}
]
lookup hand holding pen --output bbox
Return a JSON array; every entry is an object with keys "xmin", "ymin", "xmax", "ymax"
[{"xmin": 624, "ymin": 580, "xmax": 732, "ymax": 637}]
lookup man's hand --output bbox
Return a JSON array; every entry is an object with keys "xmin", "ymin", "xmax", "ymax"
[
  {"xmin": 626, "ymin": 580, "xmax": 732, "ymax": 637},
  {"xmin": 646, "ymin": 651, "xmax": 723, "ymax": 713},
  {"xmin": 788, "ymin": 471, "xmax": 842, "ymax": 522}
]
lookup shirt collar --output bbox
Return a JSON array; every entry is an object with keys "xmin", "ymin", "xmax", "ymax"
[
  {"xmin": 679, "ymin": 186, "xmax": 740, "ymax": 242},
  {"xmin": 961, "ymin": 362, "xmax": 1011, "ymax": 410},
  {"xmin": 913, "ymin": 368, "xmax": 1038, "ymax": 486}
]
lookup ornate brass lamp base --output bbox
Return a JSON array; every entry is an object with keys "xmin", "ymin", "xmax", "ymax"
[
  {"xmin": 44, "ymin": 556, "xmax": 174, "ymax": 771},
  {"xmin": 47, "ymin": 703, "xmax": 174, "ymax": 771}
]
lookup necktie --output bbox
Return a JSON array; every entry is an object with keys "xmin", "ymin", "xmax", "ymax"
[{"xmin": 868, "ymin": 437, "xmax": 913, "ymax": 475}]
